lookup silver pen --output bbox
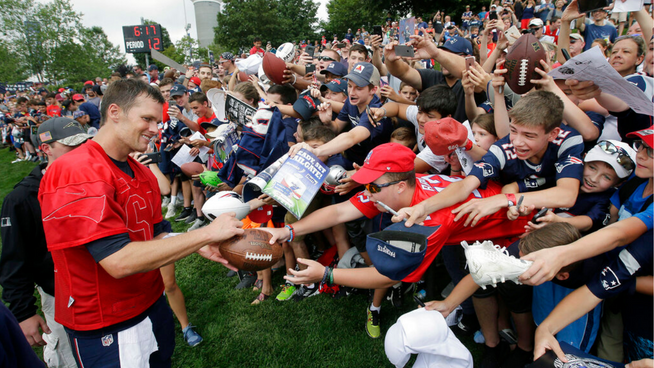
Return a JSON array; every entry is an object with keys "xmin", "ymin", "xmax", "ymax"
[{"xmin": 376, "ymin": 201, "xmax": 399, "ymax": 216}]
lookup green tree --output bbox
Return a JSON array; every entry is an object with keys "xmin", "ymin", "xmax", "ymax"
[
  {"xmin": 0, "ymin": 0, "xmax": 127, "ymax": 84},
  {"xmin": 320, "ymin": 0, "xmax": 386, "ymax": 39},
  {"xmin": 215, "ymin": 0, "xmax": 318, "ymax": 52},
  {"xmin": 0, "ymin": 41, "xmax": 28, "ymax": 83}
]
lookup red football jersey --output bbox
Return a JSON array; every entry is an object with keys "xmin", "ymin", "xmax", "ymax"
[
  {"xmin": 46, "ymin": 105, "xmax": 62, "ymax": 117},
  {"xmin": 350, "ymin": 174, "xmax": 530, "ymax": 283},
  {"xmin": 196, "ymin": 113, "xmax": 216, "ymax": 136},
  {"xmin": 39, "ymin": 140, "xmax": 165, "ymax": 331}
]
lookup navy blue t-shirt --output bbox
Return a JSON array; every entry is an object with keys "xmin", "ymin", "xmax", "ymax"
[
  {"xmin": 469, "ymin": 124, "xmax": 584, "ymax": 190},
  {"xmin": 79, "ymin": 101, "xmax": 101, "ymax": 129},
  {"xmin": 582, "ymin": 24, "xmax": 617, "ymax": 51},
  {"xmin": 282, "ymin": 117, "xmax": 299, "ymax": 145},
  {"xmin": 336, "ymin": 95, "xmax": 393, "ymax": 165},
  {"xmin": 555, "ymin": 189, "xmax": 614, "ymax": 234}
]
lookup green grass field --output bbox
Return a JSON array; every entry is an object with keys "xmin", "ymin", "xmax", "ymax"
[{"xmin": 0, "ymin": 145, "xmax": 483, "ymax": 367}]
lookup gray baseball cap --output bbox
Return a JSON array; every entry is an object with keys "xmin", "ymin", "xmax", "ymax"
[{"xmin": 38, "ymin": 117, "xmax": 91, "ymax": 146}]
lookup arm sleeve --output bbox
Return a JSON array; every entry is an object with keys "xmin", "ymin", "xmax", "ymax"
[
  {"xmin": 0, "ymin": 196, "xmax": 39, "ymax": 322},
  {"xmin": 468, "ymin": 144, "xmax": 504, "ymax": 189},
  {"xmin": 587, "ymin": 231, "xmax": 653, "ymax": 299},
  {"xmin": 349, "ymin": 191, "xmax": 381, "ymax": 219},
  {"xmin": 555, "ymin": 134, "xmax": 585, "ymax": 181}
]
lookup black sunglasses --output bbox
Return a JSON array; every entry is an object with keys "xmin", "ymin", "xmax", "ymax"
[
  {"xmin": 317, "ymin": 56, "xmax": 336, "ymax": 62},
  {"xmin": 365, "ymin": 179, "xmax": 405, "ymax": 194},
  {"xmin": 633, "ymin": 140, "xmax": 654, "ymax": 159}
]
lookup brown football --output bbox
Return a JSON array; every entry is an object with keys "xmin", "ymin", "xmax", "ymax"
[
  {"xmin": 503, "ymin": 33, "xmax": 547, "ymax": 95},
  {"xmin": 262, "ymin": 52, "xmax": 287, "ymax": 85},
  {"xmin": 181, "ymin": 162, "xmax": 204, "ymax": 177},
  {"xmin": 218, "ymin": 229, "xmax": 282, "ymax": 271}
]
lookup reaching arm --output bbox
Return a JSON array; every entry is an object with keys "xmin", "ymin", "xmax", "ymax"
[
  {"xmin": 98, "ymin": 213, "xmax": 244, "ymax": 279},
  {"xmin": 632, "ymin": 9, "xmax": 653, "ymax": 42},
  {"xmin": 534, "ymin": 285, "xmax": 602, "ymax": 361},
  {"xmin": 520, "ymin": 215, "xmax": 650, "ymax": 285},
  {"xmin": 384, "ymin": 41, "xmax": 424, "ymax": 90}
]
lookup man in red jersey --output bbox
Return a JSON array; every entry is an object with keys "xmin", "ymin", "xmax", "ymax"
[
  {"xmin": 262, "ymin": 143, "xmax": 531, "ymax": 338},
  {"xmin": 38, "ymin": 79, "xmax": 243, "ymax": 367}
]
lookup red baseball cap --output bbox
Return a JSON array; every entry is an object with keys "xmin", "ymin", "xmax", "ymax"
[
  {"xmin": 351, "ymin": 143, "xmax": 416, "ymax": 184},
  {"xmin": 58, "ymin": 88, "xmax": 65, "ymax": 93},
  {"xmin": 189, "ymin": 76, "xmax": 201, "ymax": 86},
  {"xmin": 424, "ymin": 117, "xmax": 468, "ymax": 155},
  {"xmin": 72, "ymin": 94, "xmax": 85, "ymax": 102},
  {"xmin": 248, "ymin": 204, "xmax": 273, "ymax": 224},
  {"xmin": 84, "ymin": 80, "xmax": 94, "ymax": 85},
  {"xmin": 627, "ymin": 125, "xmax": 654, "ymax": 148}
]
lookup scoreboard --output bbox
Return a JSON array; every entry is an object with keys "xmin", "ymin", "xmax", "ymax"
[{"xmin": 123, "ymin": 24, "xmax": 163, "ymax": 53}]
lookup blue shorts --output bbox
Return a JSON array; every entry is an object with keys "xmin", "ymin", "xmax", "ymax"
[{"xmin": 66, "ymin": 295, "xmax": 175, "ymax": 368}]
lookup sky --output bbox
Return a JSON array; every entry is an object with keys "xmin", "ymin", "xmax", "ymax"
[{"xmin": 45, "ymin": 0, "xmax": 330, "ymax": 64}]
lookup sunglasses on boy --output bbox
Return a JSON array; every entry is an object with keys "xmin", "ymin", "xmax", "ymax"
[
  {"xmin": 633, "ymin": 140, "xmax": 654, "ymax": 158},
  {"xmin": 597, "ymin": 140, "xmax": 635, "ymax": 171},
  {"xmin": 365, "ymin": 179, "xmax": 406, "ymax": 194},
  {"xmin": 317, "ymin": 56, "xmax": 336, "ymax": 62}
]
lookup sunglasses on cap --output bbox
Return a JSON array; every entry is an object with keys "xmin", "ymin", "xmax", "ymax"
[
  {"xmin": 633, "ymin": 140, "xmax": 654, "ymax": 158},
  {"xmin": 597, "ymin": 141, "xmax": 635, "ymax": 171},
  {"xmin": 317, "ymin": 56, "xmax": 336, "ymax": 62},
  {"xmin": 365, "ymin": 179, "xmax": 406, "ymax": 194}
]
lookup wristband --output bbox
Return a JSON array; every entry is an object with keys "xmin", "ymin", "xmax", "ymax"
[
  {"xmin": 291, "ymin": 74, "xmax": 297, "ymax": 85},
  {"xmin": 328, "ymin": 267, "xmax": 334, "ymax": 286},
  {"xmin": 380, "ymin": 107, "xmax": 387, "ymax": 118},
  {"xmin": 320, "ymin": 266, "xmax": 330, "ymax": 286},
  {"xmin": 505, "ymin": 193, "xmax": 517, "ymax": 207},
  {"xmin": 463, "ymin": 139, "xmax": 474, "ymax": 151},
  {"xmin": 285, "ymin": 224, "xmax": 295, "ymax": 242}
]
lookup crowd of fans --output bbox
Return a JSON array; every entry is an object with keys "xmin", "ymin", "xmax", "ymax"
[{"xmin": 0, "ymin": 0, "xmax": 652, "ymax": 366}]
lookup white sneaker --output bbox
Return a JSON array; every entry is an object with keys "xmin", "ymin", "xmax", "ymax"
[
  {"xmin": 11, "ymin": 158, "xmax": 23, "ymax": 164},
  {"xmin": 162, "ymin": 196, "xmax": 171, "ymax": 207},
  {"xmin": 164, "ymin": 203, "xmax": 177, "ymax": 219},
  {"xmin": 461, "ymin": 240, "xmax": 532, "ymax": 289},
  {"xmin": 187, "ymin": 217, "xmax": 206, "ymax": 232}
]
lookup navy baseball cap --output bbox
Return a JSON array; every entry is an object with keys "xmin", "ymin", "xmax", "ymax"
[
  {"xmin": 148, "ymin": 64, "xmax": 158, "ymax": 71},
  {"xmin": 220, "ymin": 52, "xmax": 235, "ymax": 61},
  {"xmin": 439, "ymin": 36, "xmax": 472, "ymax": 55},
  {"xmin": 320, "ymin": 78, "xmax": 348, "ymax": 95},
  {"xmin": 292, "ymin": 90, "xmax": 321, "ymax": 121},
  {"xmin": 170, "ymin": 84, "xmax": 187, "ymax": 97},
  {"xmin": 366, "ymin": 222, "xmax": 439, "ymax": 281},
  {"xmin": 320, "ymin": 62, "xmax": 348, "ymax": 77},
  {"xmin": 344, "ymin": 62, "xmax": 380, "ymax": 87},
  {"xmin": 200, "ymin": 117, "xmax": 227, "ymax": 130}
]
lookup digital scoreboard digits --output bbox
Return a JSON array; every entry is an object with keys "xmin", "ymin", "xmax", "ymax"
[{"xmin": 123, "ymin": 24, "xmax": 163, "ymax": 53}]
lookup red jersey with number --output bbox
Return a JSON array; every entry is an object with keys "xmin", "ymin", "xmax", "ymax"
[
  {"xmin": 46, "ymin": 105, "xmax": 62, "ymax": 117},
  {"xmin": 350, "ymin": 174, "xmax": 530, "ymax": 283},
  {"xmin": 38, "ymin": 140, "xmax": 164, "ymax": 331}
]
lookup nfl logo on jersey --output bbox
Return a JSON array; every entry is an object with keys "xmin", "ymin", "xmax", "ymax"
[
  {"xmin": 101, "ymin": 334, "xmax": 114, "ymax": 347},
  {"xmin": 474, "ymin": 162, "xmax": 494, "ymax": 177}
]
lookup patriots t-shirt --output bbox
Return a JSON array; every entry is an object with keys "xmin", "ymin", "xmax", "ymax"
[
  {"xmin": 469, "ymin": 124, "xmax": 584, "ymax": 191},
  {"xmin": 336, "ymin": 95, "xmax": 393, "ymax": 165},
  {"xmin": 555, "ymin": 190, "xmax": 614, "ymax": 234}
]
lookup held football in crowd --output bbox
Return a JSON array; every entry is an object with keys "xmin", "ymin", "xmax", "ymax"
[{"xmin": 0, "ymin": 1, "xmax": 652, "ymax": 367}]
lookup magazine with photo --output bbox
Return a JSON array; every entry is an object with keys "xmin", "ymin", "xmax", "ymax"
[
  {"xmin": 244, "ymin": 149, "xmax": 329, "ymax": 219},
  {"xmin": 225, "ymin": 94, "xmax": 257, "ymax": 126}
]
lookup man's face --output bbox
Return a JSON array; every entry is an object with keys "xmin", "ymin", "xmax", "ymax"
[
  {"xmin": 266, "ymin": 93, "xmax": 284, "ymax": 106},
  {"xmin": 254, "ymin": 41, "xmax": 262, "ymax": 48},
  {"xmin": 551, "ymin": 19, "xmax": 561, "ymax": 30},
  {"xmin": 609, "ymin": 39, "xmax": 642, "ymax": 76},
  {"xmin": 190, "ymin": 100, "xmax": 209, "ymax": 117},
  {"xmin": 348, "ymin": 51, "xmax": 368, "ymax": 72},
  {"xmin": 324, "ymin": 90, "xmax": 347, "ymax": 103},
  {"xmin": 134, "ymin": 66, "xmax": 142, "ymax": 74},
  {"xmin": 43, "ymin": 141, "xmax": 79, "ymax": 161},
  {"xmin": 569, "ymin": 39, "xmax": 585, "ymax": 56},
  {"xmin": 217, "ymin": 64, "xmax": 225, "ymax": 77},
  {"xmin": 87, "ymin": 89, "xmax": 96, "ymax": 98},
  {"xmin": 172, "ymin": 93, "xmax": 188, "ymax": 107},
  {"xmin": 364, "ymin": 176, "xmax": 407, "ymax": 213},
  {"xmin": 509, "ymin": 122, "xmax": 557, "ymax": 162},
  {"xmin": 46, "ymin": 97, "xmax": 55, "ymax": 106},
  {"xmin": 149, "ymin": 69, "xmax": 158, "ymax": 77},
  {"xmin": 17, "ymin": 102, "xmax": 27, "ymax": 112},
  {"xmin": 39, "ymin": 105, "xmax": 47, "ymax": 113},
  {"xmin": 160, "ymin": 84, "xmax": 172, "ymax": 100},
  {"xmin": 591, "ymin": 10, "xmax": 606, "ymax": 21},
  {"xmin": 416, "ymin": 109, "xmax": 442, "ymax": 135},
  {"xmin": 199, "ymin": 67, "xmax": 212, "ymax": 81},
  {"xmin": 347, "ymin": 81, "xmax": 375, "ymax": 108},
  {"xmin": 318, "ymin": 51, "xmax": 337, "ymax": 70},
  {"xmin": 400, "ymin": 86, "xmax": 417, "ymax": 102},
  {"xmin": 530, "ymin": 26, "xmax": 543, "ymax": 38},
  {"xmin": 115, "ymin": 94, "xmax": 162, "ymax": 153},
  {"xmin": 580, "ymin": 161, "xmax": 620, "ymax": 193}
]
